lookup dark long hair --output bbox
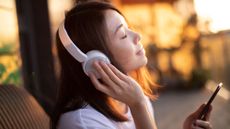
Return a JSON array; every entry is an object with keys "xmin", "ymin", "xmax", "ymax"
[{"xmin": 51, "ymin": 1, "xmax": 158, "ymax": 129}]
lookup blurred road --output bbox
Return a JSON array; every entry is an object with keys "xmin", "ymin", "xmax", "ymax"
[{"xmin": 153, "ymin": 81, "xmax": 230, "ymax": 129}]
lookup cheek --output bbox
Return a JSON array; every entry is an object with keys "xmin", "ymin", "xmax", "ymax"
[
  {"xmin": 111, "ymin": 45, "xmax": 135, "ymax": 70},
  {"xmin": 116, "ymin": 50, "xmax": 133, "ymax": 64}
]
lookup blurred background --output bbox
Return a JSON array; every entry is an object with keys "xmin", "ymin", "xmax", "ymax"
[{"xmin": 0, "ymin": 0, "xmax": 229, "ymax": 128}]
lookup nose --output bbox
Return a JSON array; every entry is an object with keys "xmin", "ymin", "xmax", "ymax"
[{"xmin": 133, "ymin": 31, "xmax": 141, "ymax": 45}]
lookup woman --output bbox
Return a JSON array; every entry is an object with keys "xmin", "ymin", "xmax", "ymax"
[{"xmin": 51, "ymin": 1, "xmax": 212, "ymax": 129}]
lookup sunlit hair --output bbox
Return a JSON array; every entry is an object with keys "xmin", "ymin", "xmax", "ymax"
[{"xmin": 130, "ymin": 67, "xmax": 159, "ymax": 100}]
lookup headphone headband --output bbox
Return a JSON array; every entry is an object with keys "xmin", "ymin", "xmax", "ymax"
[{"xmin": 58, "ymin": 22, "xmax": 87, "ymax": 62}]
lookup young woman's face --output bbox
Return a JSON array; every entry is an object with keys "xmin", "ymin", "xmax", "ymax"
[{"xmin": 105, "ymin": 10, "xmax": 147, "ymax": 73}]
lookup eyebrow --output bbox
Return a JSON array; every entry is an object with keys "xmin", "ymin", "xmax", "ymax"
[{"xmin": 114, "ymin": 24, "xmax": 123, "ymax": 35}]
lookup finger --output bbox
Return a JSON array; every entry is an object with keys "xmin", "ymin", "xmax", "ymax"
[
  {"xmin": 195, "ymin": 120, "xmax": 212, "ymax": 129},
  {"xmin": 205, "ymin": 105, "xmax": 212, "ymax": 121},
  {"xmin": 99, "ymin": 61, "xmax": 125, "ymax": 86},
  {"xmin": 192, "ymin": 124, "xmax": 204, "ymax": 129},
  {"xmin": 89, "ymin": 72, "xmax": 110, "ymax": 95},
  {"xmin": 192, "ymin": 127, "xmax": 204, "ymax": 129},
  {"xmin": 93, "ymin": 61, "xmax": 116, "ymax": 87},
  {"xmin": 107, "ymin": 63, "xmax": 127, "ymax": 81}
]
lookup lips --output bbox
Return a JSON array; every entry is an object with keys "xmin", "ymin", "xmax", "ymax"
[{"xmin": 136, "ymin": 45, "xmax": 144, "ymax": 55}]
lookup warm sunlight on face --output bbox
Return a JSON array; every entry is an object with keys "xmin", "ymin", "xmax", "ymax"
[
  {"xmin": 105, "ymin": 10, "xmax": 147, "ymax": 73},
  {"xmin": 194, "ymin": 0, "xmax": 230, "ymax": 33}
]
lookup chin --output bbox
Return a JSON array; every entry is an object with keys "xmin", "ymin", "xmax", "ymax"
[
  {"xmin": 124, "ymin": 56, "xmax": 148, "ymax": 72},
  {"xmin": 133, "ymin": 57, "xmax": 148, "ymax": 70},
  {"xmin": 141, "ymin": 56, "xmax": 148, "ymax": 66}
]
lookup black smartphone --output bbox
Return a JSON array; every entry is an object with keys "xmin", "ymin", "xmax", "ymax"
[{"xmin": 198, "ymin": 82, "xmax": 223, "ymax": 120}]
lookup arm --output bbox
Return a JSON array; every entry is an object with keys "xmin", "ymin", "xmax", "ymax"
[
  {"xmin": 130, "ymin": 101, "xmax": 158, "ymax": 129},
  {"xmin": 89, "ymin": 61, "xmax": 157, "ymax": 129}
]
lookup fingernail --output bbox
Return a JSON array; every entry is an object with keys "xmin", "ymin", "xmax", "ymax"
[
  {"xmin": 195, "ymin": 119, "xmax": 202, "ymax": 124},
  {"xmin": 93, "ymin": 61, "xmax": 98, "ymax": 66},
  {"xmin": 99, "ymin": 61, "xmax": 105, "ymax": 65}
]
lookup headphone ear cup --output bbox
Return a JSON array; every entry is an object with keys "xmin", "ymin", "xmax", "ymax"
[{"xmin": 83, "ymin": 50, "xmax": 110, "ymax": 78}]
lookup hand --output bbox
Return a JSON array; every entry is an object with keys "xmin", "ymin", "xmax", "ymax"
[
  {"xmin": 183, "ymin": 104, "xmax": 212, "ymax": 129},
  {"xmin": 89, "ymin": 61, "xmax": 146, "ymax": 107}
]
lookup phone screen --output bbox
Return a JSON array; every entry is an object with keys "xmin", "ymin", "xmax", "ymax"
[{"xmin": 198, "ymin": 82, "xmax": 223, "ymax": 120}]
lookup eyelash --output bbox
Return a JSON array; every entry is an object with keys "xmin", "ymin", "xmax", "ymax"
[
  {"xmin": 121, "ymin": 34, "xmax": 127, "ymax": 39},
  {"xmin": 120, "ymin": 26, "xmax": 131, "ymax": 39}
]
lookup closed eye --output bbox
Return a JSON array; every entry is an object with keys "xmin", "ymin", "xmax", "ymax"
[
  {"xmin": 121, "ymin": 34, "xmax": 127, "ymax": 39},
  {"xmin": 120, "ymin": 26, "xmax": 128, "ymax": 39}
]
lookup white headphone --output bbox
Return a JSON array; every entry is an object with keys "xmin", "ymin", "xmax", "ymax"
[{"xmin": 58, "ymin": 22, "xmax": 110, "ymax": 78}]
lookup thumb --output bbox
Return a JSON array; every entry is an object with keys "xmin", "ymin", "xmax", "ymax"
[
  {"xmin": 204, "ymin": 105, "xmax": 212, "ymax": 120},
  {"xmin": 191, "ymin": 104, "xmax": 206, "ymax": 118}
]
